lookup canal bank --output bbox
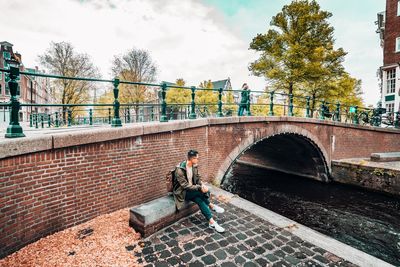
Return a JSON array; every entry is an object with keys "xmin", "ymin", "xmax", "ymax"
[
  {"xmin": 332, "ymin": 158, "xmax": 400, "ymax": 197},
  {"xmin": 209, "ymin": 185, "xmax": 395, "ymax": 267},
  {"xmin": 221, "ymin": 163, "xmax": 400, "ymax": 266}
]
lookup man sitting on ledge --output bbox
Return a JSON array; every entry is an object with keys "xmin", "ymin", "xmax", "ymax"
[{"xmin": 173, "ymin": 150, "xmax": 225, "ymax": 233}]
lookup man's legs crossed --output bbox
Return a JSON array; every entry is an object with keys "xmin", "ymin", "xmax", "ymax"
[
  {"xmin": 185, "ymin": 190, "xmax": 225, "ymax": 232},
  {"xmin": 186, "ymin": 190, "xmax": 212, "ymax": 220}
]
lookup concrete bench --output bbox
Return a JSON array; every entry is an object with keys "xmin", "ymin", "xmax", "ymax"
[{"xmin": 129, "ymin": 193, "xmax": 199, "ymax": 237}]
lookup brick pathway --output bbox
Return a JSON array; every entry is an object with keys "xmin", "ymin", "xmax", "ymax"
[{"xmin": 129, "ymin": 200, "xmax": 357, "ymax": 267}]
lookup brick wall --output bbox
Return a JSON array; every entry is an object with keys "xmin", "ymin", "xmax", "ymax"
[
  {"xmin": 2, "ymin": 117, "xmax": 400, "ymax": 258},
  {"xmin": 0, "ymin": 128, "xmax": 209, "ymax": 258},
  {"xmin": 384, "ymin": 0, "xmax": 400, "ymax": 65}
]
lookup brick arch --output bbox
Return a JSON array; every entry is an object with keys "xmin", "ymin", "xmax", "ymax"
[{"xmin": 214, "ymin": 124, "xmax": 330, "ymax": 185}]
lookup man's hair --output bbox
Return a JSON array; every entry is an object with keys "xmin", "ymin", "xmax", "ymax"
[{"xmin": 187, "ymin": 149, "xmax": 198, "ymax": 159}]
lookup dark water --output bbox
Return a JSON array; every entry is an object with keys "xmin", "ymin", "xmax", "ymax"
[{"xmin": 221, "ymin": 163, "xmax": 400, "ymax": 266}]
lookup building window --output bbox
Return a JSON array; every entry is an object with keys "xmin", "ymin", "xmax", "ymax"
[
  {"xmin": 386, "ymin": 103, "xmax": 395, "ymax": 116},
  {"xmin": 386, "ymin": 69, "xmax": 396, "ymax": 94},
  {"xmin": 3, "ymin": 51, "xmax": 11, "ymax": 60},
  {"xmin": 396, "ymin": 37, "xmax": 400, "ymax": 52},
  {"xmin": 5, "ymin": 83, "xmax": 10, "ymax": 96},
  {"xmin": 398, "ymin": 0, "xmax": 400, "ymax": 16}
]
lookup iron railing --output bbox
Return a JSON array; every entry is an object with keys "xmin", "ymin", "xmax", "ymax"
[{"xmin": 0, "ymin": 66, "xmax": 398, "ymax": 138}]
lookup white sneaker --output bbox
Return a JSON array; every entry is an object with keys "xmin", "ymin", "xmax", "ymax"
[
  {"xmin": 212, "ymin": 204, "xmax": 225, "ymax": 214},
  {"xmin": 209, "ymin": 221, "xmax": 225, "ymax": 233}
]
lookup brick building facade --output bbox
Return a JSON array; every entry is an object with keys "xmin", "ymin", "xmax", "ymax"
[
  {"xmin": 377, "ymin": 0, "xmax": 400, "ymax": 114},
  {"xmin": 0, "ymin": 41, "xmax": 52, "ymax": 125}
]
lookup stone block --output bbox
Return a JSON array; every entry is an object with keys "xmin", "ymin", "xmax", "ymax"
[
  {"xmin": 0, "ymin": 135, "xmax": 52, "ymax": 159},
  {"xmin": 129, "ymin": 193, "xmax": 198, "ymax": 237},
  {"xmin": 52, "ymin": 125, "xmax": 143, "ymax": 149},
  {"xmin": 370, "ymin": 152, "xmax": 400, "ymax": 162},
  {"xmin": 208, "ymin": 117, "xmax": 240, "ymax": 125},
  {"xmin": 142, "ymin": 120, "xmax": 186, "ymax": 135}
]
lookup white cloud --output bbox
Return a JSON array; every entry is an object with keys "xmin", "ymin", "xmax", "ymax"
[{"xmin": 0, "ymin": 0, "xmax": 266, "ymax": 91}]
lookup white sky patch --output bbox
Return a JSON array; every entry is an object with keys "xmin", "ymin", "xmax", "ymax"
[
  {"xmin": 0, "ymin": 0, "xmax": 266, "ymax": 92},
  {"xmin": 328, "ymin": 17, "xmax": 382, "ymax": 106},
  {"xmin": 0, "ymin": 0, "xmax": 383, "ymax": 105}
]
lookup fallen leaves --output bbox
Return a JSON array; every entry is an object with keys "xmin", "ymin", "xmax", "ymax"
[
  {"xmin": 0, "ymin": 209, "xmax": 142, "ymax": 267},
  {"xmin": 282, "ymin": 223, "xmax": 299, "ymax": 231},
  {"xmin": 215, "ymin": 194, "xmax": 232, "ymax": 203}
]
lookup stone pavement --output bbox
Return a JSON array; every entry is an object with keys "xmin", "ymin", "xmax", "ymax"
[{"xmin": 129, "ymin": 199, "xmax": 357, "ymax": 267}]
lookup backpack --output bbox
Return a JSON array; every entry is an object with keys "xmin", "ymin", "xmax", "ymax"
[{"xmin": 166, "ymin": 166, "xmax": 178, "ymax": 192}]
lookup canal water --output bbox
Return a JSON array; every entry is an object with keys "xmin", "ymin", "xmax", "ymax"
[{"xmin": 221, "ymin": 163, "xmax": 400, "ymax": 266}]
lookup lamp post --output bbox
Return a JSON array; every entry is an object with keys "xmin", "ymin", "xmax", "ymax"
[{"xmin": 5, "ymin": 57, "xmax": 25, "ymax": 138}]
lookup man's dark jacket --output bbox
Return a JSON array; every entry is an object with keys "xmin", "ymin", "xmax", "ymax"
[{"xmin": 172, "ymin": 161, "xmax": 203, "ymax": 210}]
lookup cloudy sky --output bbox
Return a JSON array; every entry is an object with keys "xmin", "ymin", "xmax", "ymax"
[{"xmin": 0, "ymin": 0, "xmax": 385, "ymax": 105}]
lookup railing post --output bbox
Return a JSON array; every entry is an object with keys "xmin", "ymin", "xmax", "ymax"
[
  {"xmin": 189, "ymin": 86, "xmax": 197, "ymax": 119},
  {"xmin": 217, "ymin": 87, "xmax": 223, "ymax": 117},
  {"xmin": 111, "ymin": 78, "xmax": 122, "ymax": 127},
  {"xmin": 319, "ymin": 101, "xmax": 325, "ymax": 120},
  {"xmin": 160, "ymin": 83, "xmax": 168, "ymax": 122},
  {"xmin": 35, "ymin": 112, "xmax": 38, "ymax": 129},
  {"xmin": 68, "ymin": 109, "xmax": 72, "ymax": 127},
  {"xmin": 151, "ymin": 106, "xmax": 154, "ymax": 121},
  {"xmin": 269, "ymin": 91, "xmax": 274, "ymax": 116},
  {"xmin": 170, "ymin": 106, "xmax": 174, "ymax": 120},
  {"xmin": 89, "ymin": 109, "xmax": 93, "ymax": 125},
  {"xmin": 288, "ymin": 93, "xmax": 294, "ymax": 116},
  {"xmin": 127, "ymin": 107, "xmax": 131, "ymax": 123},
  {"xmin": 55, "ymin": 112, "xmax": 59, "ymax": 127},
  {"xmin": 335, "ymin": 102, "xmax": 341, "ymax": 122},
  {"xmin": 41, "ymin": 114, "xmax": 44, "ymax": 128},
  {"xmin": 305, "ymin": 96, "xmax": 311, "ymax": 118},
  {"xmin": 48, "ymin": 114, "xmax": 51, "ymax": 128},
  {"xmin": 5, "ymin": 66, "xmax": 25, "ymax": 138},
  {"xmin": 29, "ymin": 113, "xmax": 33, "ymax": 127},
  {"xmin": 108, "ymin": 108, "xmax": 111, "ymax": 124},
  {"xmin": 353, "ymin": 106, "xmax": 359, "ymax": 125},
  {"xmin": 246, "ymin": 89, "xmax": 252, "ymax": 116}
]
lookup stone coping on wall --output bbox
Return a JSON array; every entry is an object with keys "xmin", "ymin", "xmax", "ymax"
[
  {"xmin": 1, "ymin": 116, "xmax": 400, "ymax": 160},
  {"xmin": 333, "ymin": 158, "xmax": 400, "ymax": 171}
]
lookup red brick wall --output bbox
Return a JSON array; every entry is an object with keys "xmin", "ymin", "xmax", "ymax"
[
  {"xmin": 384, "ymin": 0, "xmax": 400, "ymax": 65},
  {"xmin": 2, "ymin": 119, "xmax": 400, "ymax": 258},
  {"xmin": 0, "ymin": 128, "xmax": 209, "ymax": 258},
  {"xmin": 206, "ymin": 121, "xmax": 400, "ymax": 183}
]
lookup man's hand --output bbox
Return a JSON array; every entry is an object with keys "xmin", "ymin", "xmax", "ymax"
[{"xmin": 201, "ymin": 185, "xmax": 209, "ymax": 193}]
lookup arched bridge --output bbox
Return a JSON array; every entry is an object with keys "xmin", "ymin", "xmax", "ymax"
[{"xmin": 1, "ymin": 116, "xmax": 400, "ymax": 258}]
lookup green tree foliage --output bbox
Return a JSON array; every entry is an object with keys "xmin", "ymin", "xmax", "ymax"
[
  {"xmin": 166, "ymin": 78, "xmax": 190, "ymax": 104},
  {"xmin": 165, "ymin": 78, "xmax": 191, "ymax": 119},
  {"xmin": 249, "ymin": 0, "xmax": 362, "ymax": 109},
  {"xmin": 197, "ymin": 80, "xmax": 218, "ymax": 115},
  {"xmin": 251, "ymin": 93, "xmax": 269, "ymax": 116},
  {"xmin": 38, "ymin": 41, "xmax": 100, "ymax": 121},
  {"xmin": 222, "ymin": 88, "xmax": 236, "ymax": 115}
]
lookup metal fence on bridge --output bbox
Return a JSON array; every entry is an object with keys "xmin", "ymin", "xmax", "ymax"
[{"xmin": 0, "ymin": 66, "xmax": 398, "ymax": 138}]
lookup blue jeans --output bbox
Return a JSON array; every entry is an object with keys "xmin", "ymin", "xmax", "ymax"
[
  {"xmin": 238, "ymin": 105, "xmax": 247, "ymax": 116},
  {"xmin": 185, "ymin": 190, "xmax": 212, "ymax": 220}
]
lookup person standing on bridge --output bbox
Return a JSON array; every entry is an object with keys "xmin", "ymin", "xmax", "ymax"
[
  {"xmin": 173, "ymin": 150, "xmax": 225, "ymax": 233},
  {"xmin": 238, "ymin": 83, "xmax": 249, "ymax": 116}
]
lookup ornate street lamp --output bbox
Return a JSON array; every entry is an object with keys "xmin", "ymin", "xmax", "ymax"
[{"xmin": 5, "ymin": 57, "xmax": 25, "ymax": 138}]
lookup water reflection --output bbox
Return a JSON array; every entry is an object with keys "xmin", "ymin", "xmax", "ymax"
[{"xmin": 221, "ymin": 163, "xmax": 400, "ymax": 266}]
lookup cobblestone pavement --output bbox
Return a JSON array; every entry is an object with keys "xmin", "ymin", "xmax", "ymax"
[{"xmin": 129, "ymin": 200, "xmax": 358, "ymax": 267}]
